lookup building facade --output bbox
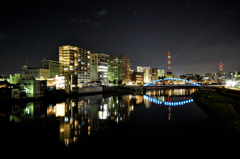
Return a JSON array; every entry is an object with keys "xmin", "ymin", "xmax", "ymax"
[
  {"xmin": 120, "ymin": 55, "xmax": 132, "ymax": 84},
  {"xmin": 41, "ymin": 59, "xmax": 59, "ymax": 78},
  {"xmin": 9, "ymin": 73, "xmax": 22, "ymax": 84},
  {"xmin": 137, "ymin": 66, "xmax": 151, "ymax": 83},
  {"xmin": 108, "ymin": 54, "xmax": 132, "ymax": 85},
  {"xmin": 157, "ymin": 69, "xmax": 165, "ymax": 78},
  {"xmin": 59, "ymin": 45, "xmax": 91, "ymax": 90},
  {"xmin": 78, "ymin": 48, "xmax": 91, "ymax": 87},
  {"xmin": 21, "ymin": 65, "xmax": 50, "ymax": 80},
  {"xmin": 133, "ymin": 72, "xmax": 144, "ymax": 85},
  {"xmin": 108, "ymin": 57, "xmax": 122, "ymax": 84},
  {"xmin": 18, "ymin": 75, "xmax": 47, "ymax": 98},
  {"xmin": 90, "ymin": 53, "xmax": 109, "ymax": 85},
  {"xmin": 151, "ymin": 68, "xmax": 158, "ymax": 81}
]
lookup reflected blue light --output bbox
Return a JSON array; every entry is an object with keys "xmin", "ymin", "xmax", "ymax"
[{"xmin": 143, "ymin": 95, "xmax": 194, "ymax": 106}]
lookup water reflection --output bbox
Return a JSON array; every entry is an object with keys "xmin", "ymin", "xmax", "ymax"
[
  {"xmin": 145, "ymin": 88, "xmax": 197, "ymax": 96},
  {"xmin": 5, "ymin": 88, "xmax": 198, "ymax": 147},
  {"xmin": 144, "ymin": 88, "xmax": 197, "ymax": 108},
  {"xmin": 144, "ymin": 89, "xmax": 197, "ymax": 121},
  {"xmin": 45, "ymin": 95, "xmax": 138, "ymax": 146},
  {"xmin": 10, "ymin": 102, "xmax": 40, "ymax": 123},
  {"xmin": 143, "ymin": 95, "xmax": 194, "ymax": 106}
]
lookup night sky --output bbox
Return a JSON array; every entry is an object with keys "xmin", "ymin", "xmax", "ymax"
[{"xmin": 1, "ymin": 0, "xmax": 240, "ymax": 76}]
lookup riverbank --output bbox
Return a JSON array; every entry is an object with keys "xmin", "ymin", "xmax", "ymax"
[{"xmin": 192, "ymin": 88, "xmax": 240, "ymax": 133}]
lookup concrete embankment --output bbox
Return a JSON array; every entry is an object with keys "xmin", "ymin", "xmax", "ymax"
[{"xmin": 192, "ymin": 89, "xmax": 240, "ymax": 133}]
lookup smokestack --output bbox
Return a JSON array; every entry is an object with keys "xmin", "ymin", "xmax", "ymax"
[
  {"xmin": 167, "ymin": 52, "xmax": 172, "ymax": 74},
  {"xmin": 219, "ymin": 62, "xmax": 224, "ymax": 73}
]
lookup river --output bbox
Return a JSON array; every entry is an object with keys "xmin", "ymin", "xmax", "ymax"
[{"xmin": 0, "ymin": 88, "xmax": 239, "ymax": 157}]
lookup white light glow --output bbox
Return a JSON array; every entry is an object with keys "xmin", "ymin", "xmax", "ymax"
[
  {"xmin": 56, "ymin": 103, "xmax": 65, "ymax": 117},
  {"xmin": 226, "ymin": 80, "xmax": 238, "ymax": 87}
]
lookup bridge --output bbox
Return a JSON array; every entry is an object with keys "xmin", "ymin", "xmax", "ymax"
[{"xmin": 143, "ymin": 78, "xmax": 201, "ymax": 87}]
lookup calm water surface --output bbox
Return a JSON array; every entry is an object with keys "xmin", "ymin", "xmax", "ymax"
[{"xmin": 0, "ymin": 88, "xmax": 239, "ymax": 157}]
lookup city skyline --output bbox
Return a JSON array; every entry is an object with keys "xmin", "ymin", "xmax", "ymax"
[{"xmin": 1, "ymin": 0, "xmax": 240, "ymax": 76}]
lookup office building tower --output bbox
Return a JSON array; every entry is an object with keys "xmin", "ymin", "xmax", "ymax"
[
  {"xmin": 120, "ymin": 55, "xmax": 132, "ymax": 84},
  {"xmin": 108, "ymin": 57, "xmax": 122, "ymax": 84},
  {"xmin": 78, "ymin": 48, "xmax": 91, "ymax": 87},
  {"xmin": 151, "ymin": 68, "xmax": 158, "ymax": 81},
  {"xmin": 90, "ymin": 53, "xmax": 109, "ymax": 85},
  {"xmin": 59, "ymin": 45, "xmax": 91, "ymax": 90},
  {"xmin": 108, "ymin": 54, "xmax": 132, "ymax": 85}
]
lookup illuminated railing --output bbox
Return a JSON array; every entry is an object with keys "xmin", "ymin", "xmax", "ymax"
[
  {"xmin": 143, "ymin": 78, "xmax": 201, "ymax": 87},
  {"xmin": 143, "ymin": 95, "xmax": 194, "ymax": 106}
]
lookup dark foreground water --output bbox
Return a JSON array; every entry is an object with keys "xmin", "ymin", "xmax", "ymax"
[{"xmin": 0, "ymin": 88, "xmax": 240, "ymax": 157}]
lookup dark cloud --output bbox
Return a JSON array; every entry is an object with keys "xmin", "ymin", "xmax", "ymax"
[
  {"xmin": 163, "ymin": 21, "xmax": 169, "ymax": 26},
  {"xmin": 69, "ymin": 18, "xmax": 77, "ymax": 23},
  {"xmin": 184, "ymin": 1, "xmax": 193, "ymax": 6},
  {"xmin": 95, "ymin": 9, "xmax": 108, "ymax": 17},
  {"xmin": 174, "ymin": 41, "xmax": 240, "ymax": 75},
  {"xmin": 91, "ymin": 22, "xmax": 100, "ymax": 27},
  {"xmin": 133, "ymin": 11, "xmax": 139, "ymax": 16},
  {"xmin": 0, "ymin": 32, "xmax": 5, "ymax": 40},
  {"xmin": 79, "ymin": 19, "xmax": 91, "ymax": 23},
  {"xmin": 70, "ymin": 18, "xmax": 100, "ymax": 27},
  {"xmin": 0, "ymin": 1, "xmax": 239, "ymax": 76}
]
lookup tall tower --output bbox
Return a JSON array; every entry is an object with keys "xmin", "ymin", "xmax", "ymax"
[
  {"xmin": 219, "ymin": 62, "xmax": 224, "ymax": 73},
  {"xmin": 167, "ymin": 52, "xmax": 172, "ymax": 74}
]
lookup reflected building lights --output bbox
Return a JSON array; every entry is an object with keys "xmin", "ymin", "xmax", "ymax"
[
  {"xmin": 56, "ymin": 103, "xmax": 65, "ymax": 117},
  {"xmin": 7, "ymin": 89, "xmax": 197, "ymax": 148},
  {"xmin": 10, "ymin": 102, "xmax": 37, "ymax": 123},
  {"xmin": 146, "ymin": 89, "xmax": 197, "ymax": 96},
  {"xmin": 54, "ymin": 95, "xmax": 137, "ymax": 146}
]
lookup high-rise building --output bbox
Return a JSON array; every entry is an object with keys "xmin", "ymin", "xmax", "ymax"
[
  {"xmin": 151, "ymin": 68, "xmax": 158, "ymax": 81},
  {"xmin": 59, "ymin": 45, "xmax": 91, "ymax": 89},
  {"xmin": 59, "ymin": 45, "xmax": 79, "ymax": 76},
  {"xmin": 119, "ymin": 55, "xmax": 132, "ymax": 84},
  {"xmin": 108, "ymin": 54, "xmax": 132, "ymax": 85},
  {"xmin": 78, "ymin": 48, "xmax": 91, "ymax": 87},
  {"xmin": 41, "ymin": 59, "xmax": 59, "ymax": 78},
  {"xmin": 137, "ymin": 66, "xmax": 151, "ymax": 83},
  {"xmin": 59, "ymin": 45, "xmax": 78, "ymax": 91},
  {"xmin": 90, "ymin": 53, "xmax": 109, "ymax": 85},
  {"xmin": 108, "ymin": 57, "xmax": 122, "ymax": 84}
]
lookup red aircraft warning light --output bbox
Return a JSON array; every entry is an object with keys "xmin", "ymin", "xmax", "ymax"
[{"xmin": 219, "ymin": 62, "xmax": 224, "ymax": 72}]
